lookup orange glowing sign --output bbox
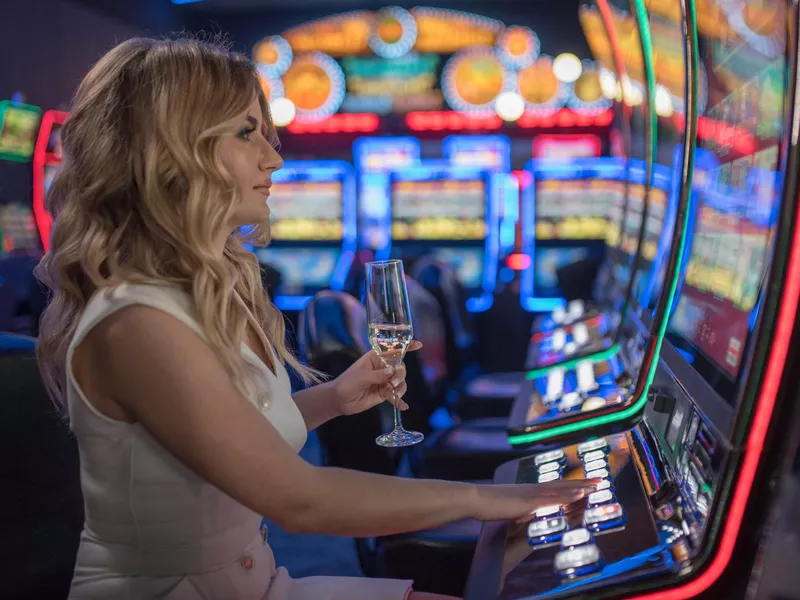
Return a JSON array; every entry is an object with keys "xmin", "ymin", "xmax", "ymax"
[
  {"xmin": 283, "ymin": 60, "xmax": 333, "ymax": 112},
  {"xmin": 452, "ymin": 54, "xmax": 505, "ymax": 106},
  {"xmin": 283, "ymin": 13, "xmax": 370, "ymax": 56},
  {"xmin": 519, "ymin": 57, "xmax": 560, "ymax": 105},
  {"xmin": 411, "ymin": 7, "xmax": 502, "ymax": 54},
  {"xmin": 573, "ymin": 68, "xmax": 604, "ymax": 104},
  {"xmin": 377, "ymin": 14, "xmax": 404, "ymax": 44}
]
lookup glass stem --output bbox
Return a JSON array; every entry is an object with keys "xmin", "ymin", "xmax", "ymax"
[{"xmin": 392, "ymin": 387, "xmax": 402, "ymax": 431}]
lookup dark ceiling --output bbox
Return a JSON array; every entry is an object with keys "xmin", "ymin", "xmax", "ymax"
[{"xmin": 73, "ymin": 0, "xmax": 588, "ymax": 58}]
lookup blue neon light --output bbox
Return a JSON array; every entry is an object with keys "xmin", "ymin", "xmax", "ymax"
[
  {"xmin": 520, "ymin": 157, "xmax": 625, "ymax": 312},
  {"xmin": 381, "ymin": 162, "xmax": 501, "ymax": 312},
  {"xmin": 442, "ymin": 135, "xmax": 512, "ymax": 172},
  {"xmin": 259, "ymin": 159, "xmax": 357, "ymax": 309},
  {"xmin": 171, "ymin": 0, "xmax": 204, "ymax": 4}
]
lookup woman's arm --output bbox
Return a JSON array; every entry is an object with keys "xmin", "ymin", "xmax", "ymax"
[
  {"xmin": 292, "ymin": 381, "xmax": 341, "ymax": 432},
  {"xmin": 81, "ymin": 305, "xmax": 594, "ymax": 537}
]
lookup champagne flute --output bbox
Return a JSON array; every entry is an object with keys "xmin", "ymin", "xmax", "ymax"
[{"xmin": 365, "ymin": 259, "xmax": 424, "ymax": 447}]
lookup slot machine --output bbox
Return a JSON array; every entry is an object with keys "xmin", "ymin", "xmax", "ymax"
[
  {"xmin": 353, "ymin": 137, "xmax": 421, "ymax": 253},
  {"xmin": 251, "ymin": 160, "xmax": 356, "ymax": 311},
  {"xmin": 378, "ymin": 163, "xmax": 500, "ymax": 312},
  {"xmin": 464, "ymin": 0, "xmax": 800, "ymax": 599}
]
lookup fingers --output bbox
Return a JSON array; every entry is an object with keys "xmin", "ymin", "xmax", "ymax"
[
  {"xmin": 407, "ymin": 340, "xmax": 423, "ymax": 352},
  {"xmin": 381, "ymin": 381, "xmax": 409, "ymax": 410}
]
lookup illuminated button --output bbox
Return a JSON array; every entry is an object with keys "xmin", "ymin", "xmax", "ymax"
[
  {"xmin": 564, "ymin": 342, "xmax": 577, "ymax": 356},
  {"xmin": 585, "ymin": 468, "xmax": 610, "ymax": 480},
  {"xmin": 567, "ymin": 300, "xmax": 585, "ymax": 319},
  {"xmin": 554, "ymin": 544, "xmax": 602, "ymax": 576},
  {"xmin": 576, "ymin": 361, "xmax": 598, "ymax": 394},
  {"xmin": 584, "ymin": 503, "xmax": 625, "ymax": 528},
  {"xmin": 535, "ymin": 505, "xmax": 563, "ymax": 519},
  {"xmin": 552, "ymin": 328, "xmax": 567, "ymax": 351},
  {"xmin": 582, "ymin": 450, "xmax": 607, "ymax": 464},
  {"xmin": 583, "ymin": 459, "xmax": 607, "ymax": 473},
  {"xmin": 581, "ymin": 396, "xmax": 607, "ymax": 412},
  {"xmin": 546, "ymin": 368, "xmax": 566, "ymax": 401},
  {"xmin": 528, "ymin": 517, "xmax": 567, "ymax": 539},
  {"xmin": 587, "ymin": 489, "xmax": 614, "ymax": 506},
  {"xmin": 594, "ymin": 479, "xmax": 613, "ymax": 492},
  {"xmin": 561, "ymin": 528, "xmax": 592, "ymax": 548},
  {"xmin": 538, "ymin": 461, "xmax": 562, "ymax": 475},
  {"xmin": 578, "ymin": 438, "xmax": 609, "ymax": 456},
  {"xmin": 535, "ymin": 449, "xmax": 566, "ymax": 466},
  {"xmin": 538, "ymin": 471, "xmax": 561, "ymax": 483},
  {"xmin": 572, "ymin": 322, "xmax": 589, "ymax": 346},
  {"xmin": 552, "ymin": 305, "xmax": 567, "ymax": 324},
  {"xmin": 559, "ymin": 392, "xmax": 584, "ymax": 412}
]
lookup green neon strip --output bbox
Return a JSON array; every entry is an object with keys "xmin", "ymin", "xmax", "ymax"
[
  {"xmin": 525, "ymin": 344, "xmax": 620, "ymax": 380},
  {"xmin": 510, "ymin": 0, "xmax": 698, "ymax": 446}
]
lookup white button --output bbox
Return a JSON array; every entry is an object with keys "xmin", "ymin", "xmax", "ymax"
[
  {"xmin": 584, "ymin": 503, "xmax": 624, "ymax": 526},
  {"xmin": 538, "ymin": 461, "xmax": 562, "ymax": 474},
  {"xmin": 535, "ymin": 449, "xmax": 566, "ymax": 466},
  {"xmin": 546, "ymin": 368, "xmax": 566, "ymax": 401},
  {"xmin": 586, "ymin": 468, "xmax": 610, "ymax": 480},
  {"xmin": 559, "ymin": 392, "xmax": 584, "ymax": 411},
  {"xmin": 552, "ymin": 306, "xmax": 567, "ymax": 324},
  {"xmin": 567, "ymin": 300, "xmax": 585, "ymax": 319},
  {"xmin": 582, "ymin": 450, "xmax": 607, "ymax": 464},
  {"xmin": 587, "ymin": 490, "xmax": 614, "ymax": 506},
  {"xmin": 535, "ymin": 505, "xmax": 562, "ymax": 519},
  {"xmin": 572, "ymin": 322, "xmax": 589, "ymax": 346},
  {"xmin": 564, "ymin": 342, "xmax": 577, "ymax": 356},
  {"xmin": 595, "ymin": 479, "xmax": 612, "ymax": 492},
  {"xmin": 528, "ymin": 517, "xmax": 567, "ymax": 538},
  {"xmin": 538, "ymin": 471, "xmax": 560, "ymax": 483},
  {"xmin": 552, "ymin": 328, "xmax": 567, "ymax": 351},
  {"xmin": 561, "ymin": 528, "xmax": 592, "ymax": 548},
  {"xmin": 578, "ymin": 438, "xmax": 609, "ymax": 455},
  {"xmin": 584, "ymin": 459, "xmax": 607, "ymax": 473},
  {"xmin": 554, "ymin": 544, "xmax": 601, "ymax": 573}
]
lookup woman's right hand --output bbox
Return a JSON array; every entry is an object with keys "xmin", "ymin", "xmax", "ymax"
[{"xmin": 471, "ymin": 479, "xmax": 599, "ymax": 524}]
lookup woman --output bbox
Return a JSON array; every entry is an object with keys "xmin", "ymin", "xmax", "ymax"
[{"xmin": 36, "ymin": 37, "xmax": 596, "ymax": 600}]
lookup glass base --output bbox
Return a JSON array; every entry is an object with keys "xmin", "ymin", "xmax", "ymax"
[{"xmin": 376, "ymin": 428, "xmax": 425, "ymax": 448}]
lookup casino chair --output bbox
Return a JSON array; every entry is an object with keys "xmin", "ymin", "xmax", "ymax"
[
  {"xmin": 298, "ymin": 290, "xmax": 479, "ymax": 596},
  {"xmin": 0, "ymin": 333, "xmax": 84, "ymax": 600},
  {"xmin": 410, "ymin": 256, "xmax": 525, "ymax": 420}
]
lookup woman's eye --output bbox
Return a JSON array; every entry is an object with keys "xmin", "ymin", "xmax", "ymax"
[{"xmin": 238, "ymin": 128, "xmax": 256, "ymax": 141}]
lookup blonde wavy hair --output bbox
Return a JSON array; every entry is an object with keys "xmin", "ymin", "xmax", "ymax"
[{"xmin": 36, "ymin": 36, "xmax": 319, "ymax": 414}]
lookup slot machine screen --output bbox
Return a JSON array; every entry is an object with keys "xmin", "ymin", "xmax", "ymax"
[
  {"xmin": 533, "ymin": 245, "xmax": 606, "ymax": 298},
  {"xmin": 534, "ymin": 178, "xmax": 613, "ymax": 241},
  {"xmin": 391, "ymin": 178, "xmax": 486, "ymax": 241},
  {"xmin": 667, "ymin": 0, "xmax": 785, "ymax": 401},
  {"xmin": 0, "ymin": 103, "xmax": 40, "ymax": 161},
  {"xmin": 267, "ymin": 181, "xmax": 343, "ymax": 241},
  {"xmin": 0, "ymin": 201, "xmax": 40, "ymax": 255},
  {"xmin": 253, "ymin": 247, "xmax": 340, "ymax": 293}
]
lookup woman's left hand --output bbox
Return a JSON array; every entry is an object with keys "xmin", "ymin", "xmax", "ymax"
[{"xmin": 333, "ymin": 342, "xmax": 423, "ymax": 417}]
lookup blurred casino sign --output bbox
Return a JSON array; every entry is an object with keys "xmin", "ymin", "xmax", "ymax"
[{"xmin": 253, "ymin": 7, "xmax": 614, "ymax": 130}]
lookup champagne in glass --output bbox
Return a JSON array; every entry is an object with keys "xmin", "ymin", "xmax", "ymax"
[{"xmin": 365, "ymin": 260, "xmax": 424, "ymax": 447}]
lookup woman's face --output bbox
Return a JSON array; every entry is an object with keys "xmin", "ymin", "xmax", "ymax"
[{"xmin": 220, "ymin": 95, "xmax": 283, "ymax": 230}]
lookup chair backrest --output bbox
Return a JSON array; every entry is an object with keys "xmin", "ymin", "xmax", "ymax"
[
  {"xmin": 405, "ymin": 277, "xmax": 448, "ymax": 402},
  {"xmin": 410, "ymin": 256, "xmax": 478, "ymax": 379},
  {"xmin": 0, "ymin": 255, "xmax": 47, "ymax": 337},
  {"xmin": 0, "ymin": 333, "xmax": 83, "ymax": 599}
]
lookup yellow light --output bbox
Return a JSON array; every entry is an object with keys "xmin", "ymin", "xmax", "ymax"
[
  {"xmin": 270, "ymin": 97, "xmax": 296, "ymax": 127},
  {"xmin": 553, "ymin": 53, "xmax": 582, "ymax": 83},
  {"xmin": 621, "ymin": 76, "xmax": 643, "ymax": 106},
  {"xmin": 495, "ymin": 91, "xmax": 525, "ymax": 121},
  {"xmin": 599, "ymin": 68, "xmax": 619, "ymax": 100},
  {"xmin": 655, "ymin": 84, "xmax": 674, "ymax": 117}
]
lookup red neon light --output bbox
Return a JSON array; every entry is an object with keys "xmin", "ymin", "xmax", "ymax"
[
  {"xmin": 286, "ymin": 113, "xmax": 379, "ymax": 134},
  {"xmin": 628, "ymin": 183, "xmax": 800, "ymax": 599},
  {"xmin": 516, "ymin": 108, "xmax": 613, "ymax": 129},
  {"xmin": 532, "ymin": 134, "xmax": 603, "ymax": 159},
  {"xmin": 671, "ymin": 114, "xmax": 756, "ymax": 156},
  {"xmin": 506, "ymin": 253, "xmax": 532, "ymax": 271},
  {"xmin": 512, "ymin": 169, "xmax": 533, "ymax": 188},
  {"xmin": 32, "ymin": 109, "xmax": 68, "ymax": 252},
  {"xmin": 405, "ymin": 111, "xmax": 503, "ymax": 132}
]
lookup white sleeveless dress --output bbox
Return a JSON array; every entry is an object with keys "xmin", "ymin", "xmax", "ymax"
[{"xmin": 66, "ymin": 283, "xmax": 413, "ymax": 600}]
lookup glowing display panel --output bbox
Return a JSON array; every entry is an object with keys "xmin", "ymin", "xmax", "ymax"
[
  {"xmin": 668, "ymin": 0, "xmax": 785, "ymax": 397},
  {"xmin": 534, "ymin": 179, "xmax": 615, "ymax": 241},
  {"xmin": 267, "ymin": 181, "xmax": 343, "ymax": 241},
  {"xmin": 391, "ymin": 178, "xmax": 486, "ymax": 241}
]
